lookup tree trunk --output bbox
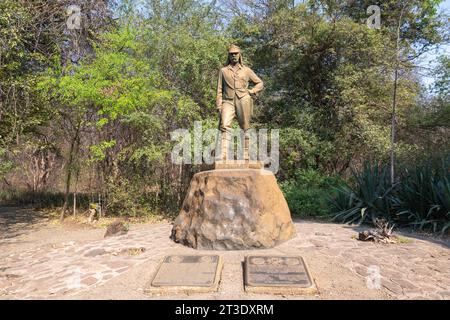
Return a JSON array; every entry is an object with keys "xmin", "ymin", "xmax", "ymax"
[
  {"xmin": 390, "ymin": 4, "xmax": 406, "ymax": 186},
  {"xmin": 61, "ymin": 153, "xmax": 73, "ymax": 221},
  {"xmin": 391, "ymin": 67, "xmax": 398, "ymax": 185},
  {"xmin": 61, "ymin": 123, "xmax": 81, "ymax": 221},
  {"xmin": 73, "ymin": 192, "xmax": 77, "ymax": 217}
]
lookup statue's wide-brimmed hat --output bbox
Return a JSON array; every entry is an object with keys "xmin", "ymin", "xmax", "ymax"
[{"xmin": 228, "ymin": 45, "xmax": 241, "ymax": 53}]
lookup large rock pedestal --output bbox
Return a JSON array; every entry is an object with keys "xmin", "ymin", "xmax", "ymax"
[{"xmin": 170, "ymin": 169, "xmax": 296, "ymax": 250}]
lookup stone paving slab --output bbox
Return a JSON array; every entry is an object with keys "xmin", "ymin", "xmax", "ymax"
[{"xmin": 0, "ymin": 220, "xmax": 449, "ymax": 300}]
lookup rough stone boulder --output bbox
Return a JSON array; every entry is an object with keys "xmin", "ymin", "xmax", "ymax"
[
  {"xmin": 104, "ymin": 219, "xmax": 129, "ymax": 238},
  {"xmin": 170, "ymin": 169, "xmax": 296, "ymax": 250}
]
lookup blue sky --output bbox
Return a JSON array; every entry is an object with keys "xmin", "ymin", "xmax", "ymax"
[{"xmin": 442, "ymin": 0, "xmax": 450, "ymax": 12}]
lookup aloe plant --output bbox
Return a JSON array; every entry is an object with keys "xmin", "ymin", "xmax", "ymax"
[
  {"xmin": 331, "ymin": 156, "xmax": 450, "ymax": 234},
  {"xmin": 331, "ymin": 162, "xmax": 396, "ymax": 225},
  {"xmin": 394, "ymin": 158, "xmax": 450, "ymax": 233}
]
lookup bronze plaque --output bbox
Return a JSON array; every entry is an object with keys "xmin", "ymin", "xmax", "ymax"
[
  {"xmin": 151, "ymin": 255, "xmax": 219, "ymax": 287},
  {"xmin": 245, "ymin": 256, "xmax": 313, "ymax": 287}
]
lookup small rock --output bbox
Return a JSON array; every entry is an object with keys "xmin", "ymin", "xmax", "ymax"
[{"xmin": 104, "ymin": 219, "xmax": 129, "ymax": 238}]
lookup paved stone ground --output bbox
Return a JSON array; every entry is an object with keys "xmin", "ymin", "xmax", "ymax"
[{"xmin": 0, "ymin": 214, "xmax": 449, "ymax": 300}]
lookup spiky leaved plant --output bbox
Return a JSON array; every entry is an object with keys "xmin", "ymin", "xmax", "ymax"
[{"xmin": 331, "ymin": 161, "xmax": 397, "ymax": 225}]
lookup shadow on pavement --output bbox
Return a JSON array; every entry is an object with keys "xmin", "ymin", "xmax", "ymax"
[{"xmin": 0, "ymin": 207, "xmax": 50, "ymax": 242}]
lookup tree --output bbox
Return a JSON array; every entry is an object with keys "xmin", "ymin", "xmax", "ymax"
[
  {"xmin": 40, "ymin": 2, "xmax": 231, "ymax": 217},
  {"xmin": 337, "ymin": 0, "xmax": 448, "ymax": 182},
  {"xmin": 224, "ymin": 0, "xmax": 447, "ymax": 178}
]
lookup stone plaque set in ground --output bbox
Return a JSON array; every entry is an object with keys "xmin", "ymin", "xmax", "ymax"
[
  {"xmin": 145, "ymin": 255, "xmax": 317, "ymax": 295},
  {"xmin": 244, "ymin": 256, "xmax": 316, "ymax": 295},
  {"xmin": 146, "ymin": 255, "xmax": 223, "ymax": 295}
]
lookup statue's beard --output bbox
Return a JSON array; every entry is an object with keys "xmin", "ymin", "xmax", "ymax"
[{"xmin": 227, "ymin": 55, "xmax": 242, "ymax": 66}]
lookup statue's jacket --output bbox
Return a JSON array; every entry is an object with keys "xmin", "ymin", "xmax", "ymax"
[{"xmin": 216, "ymin": 64, "xmax": 263, "ymax": 108}]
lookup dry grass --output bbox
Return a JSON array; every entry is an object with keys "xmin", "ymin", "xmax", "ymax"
[{"xmin": 40, "ymin": 208, "xmax": 168, "ymax": 229}]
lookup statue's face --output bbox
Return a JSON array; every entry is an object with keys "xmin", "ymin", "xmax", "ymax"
[{"xmin": 229, "ymin": 51, "xmax": 240, "ymax": 64}]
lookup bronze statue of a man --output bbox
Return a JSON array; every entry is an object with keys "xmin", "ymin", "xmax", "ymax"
[{"xmin": 216, "ymin": 45, "xmax": 263, "ymax": 160}]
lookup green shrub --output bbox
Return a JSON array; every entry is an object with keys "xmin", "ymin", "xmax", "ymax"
[
  {"xmin": 104, "ymin": 177, "xmax": 162, "ymax": 217},
  {"xmin": 281, "ymin": 169, "xmax": 343, "ymax": 218}
]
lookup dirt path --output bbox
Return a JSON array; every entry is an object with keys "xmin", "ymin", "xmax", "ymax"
[{"xmin": 1, "ymin": 207, "xmax": 449, "ymax": 300}]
